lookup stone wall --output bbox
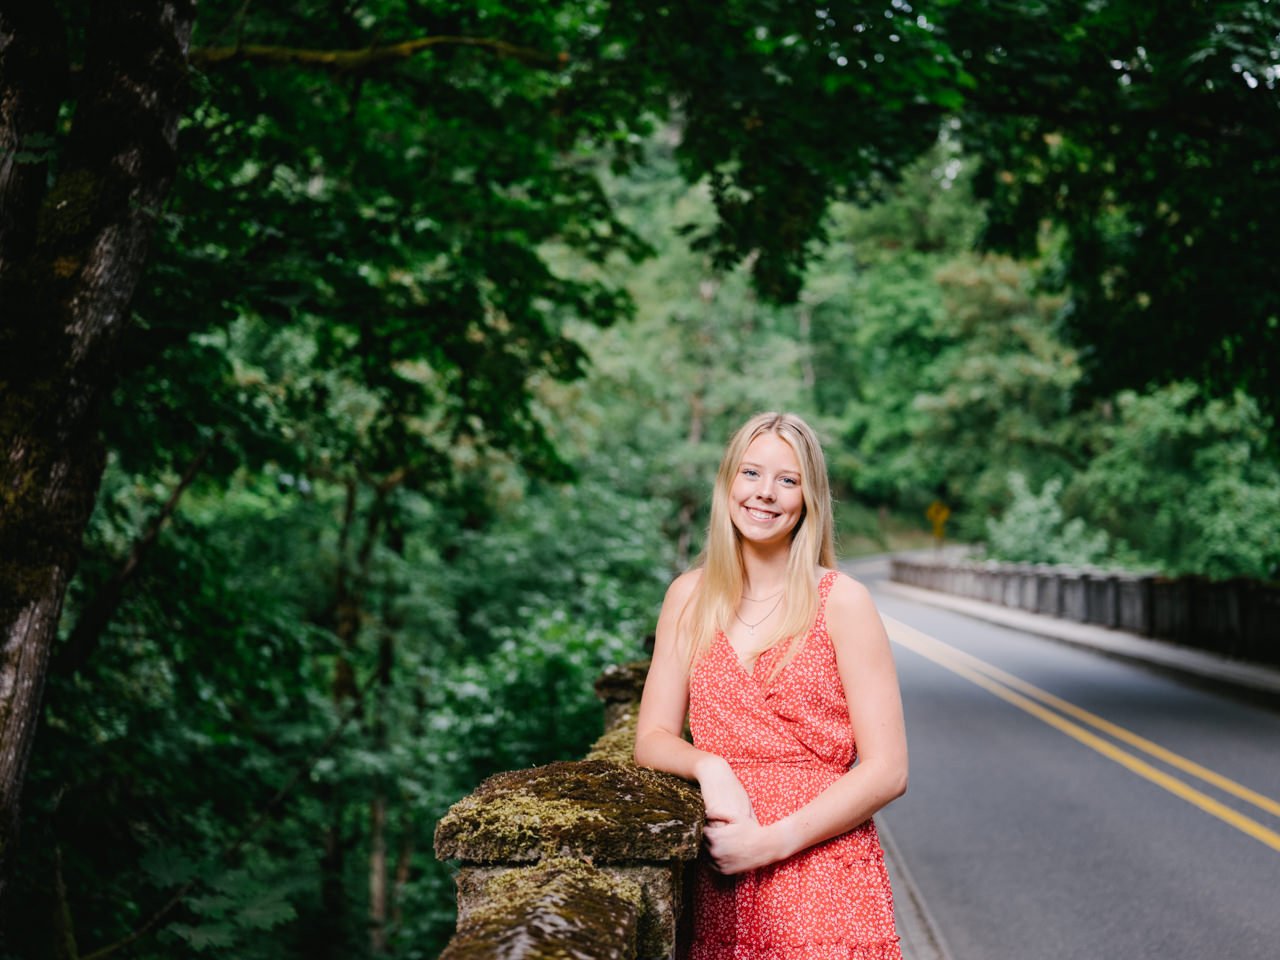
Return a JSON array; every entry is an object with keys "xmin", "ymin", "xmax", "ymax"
[
  {"xmin": 890, "ymin": 557, "xmax": 1280, "ymax": 666},
  {"xmin": 433, "ymin": 660, "xmax": 702, "ymax": 960}
]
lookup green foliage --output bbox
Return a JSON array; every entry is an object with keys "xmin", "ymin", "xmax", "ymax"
[
  {"xmin": 910, "ymin": 254, "xmax": 1079, "ymax": 523},
  {"xmin": 160, "ymin": 864, "xmax": 301, "ymax": 953},
  {"xmin": 9, "ymin": 453, "xmax": 661, "ymax": 957},
  {"xmin": 539, "ymin": 135, "xmax": 822, "ymax": 567},
  {"xmin": 1066, "ymin": 384, "xmax": 1280, "ymax": 579},
  {"xmin": 984, "ymin": 386, "xmax": 1280, "ymax": 579},
  {"xmin": 446, "ymin": 479, "xmax": 672, "ymax": 643},
  {"xmin": 943, "ymin": 0, "xmax": 1280, "ymax": 413},
  {"xmin": 427, "ymin": 616, "xmax": 646, "ymax": 799},
  {"xmin": 804, "ymin": 143, "xmax": 1079, "ymax": 534},
  {"xmin": 985, "ymin": 473, "xmax": 1111, "ymax": 566},
  {"xmin": 5, "ymin": 463, "xmax": 337, "ymax": 959},
  {"xmin": 589, "ymin": 1, "xmax": 965, "ymax": 300}
]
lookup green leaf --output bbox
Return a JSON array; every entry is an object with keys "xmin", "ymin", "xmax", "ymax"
[
  {"xmin": 187, "ymin": 894, "xmax": 236, "ymax": 919},
  {"xmin": 236, "ymin": 893, "xmax": 298, "ymax": 931},
  {"xmin": 169, "ymin": 922, "xmax": 238, "ymax": 951},
  {"xmin": 138, "ymin": 846, "xmax": 199, "ymax": 888}
]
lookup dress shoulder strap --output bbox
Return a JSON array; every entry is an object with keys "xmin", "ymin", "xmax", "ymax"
[
  {"xmin": 813, "ymin": 569, "xmax": 840, "ymax": 633},
  {"xmin": 818, "ymin": 569, "xmax": 840, "ymax": 600}
]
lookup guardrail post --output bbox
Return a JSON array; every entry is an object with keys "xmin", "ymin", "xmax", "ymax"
[
  {"xmin": 1115, "ymin": 574, "xmax": 1152, "ymax": 636},
  {"xmin": 1034, "ymin": 565, "xmax": 1060, "ymax": 618},
  {"xmin": 1059, "ymin": 569, "xmax": 1087, "ymax": 622},
  {"xmin": 1084, "ymin": 570, "xmax": 1119, "ymax": 627}
]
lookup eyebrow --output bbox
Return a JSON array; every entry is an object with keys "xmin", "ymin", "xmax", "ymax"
[{"xmin": 740, "ymin": 461, "xmax": 800, "ymax": 475}]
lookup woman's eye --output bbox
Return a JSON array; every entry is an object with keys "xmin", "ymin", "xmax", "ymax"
[
  {"xmin": 780, "ymin": 476, "xmax": 798, "ymax": 486},
  {"xmin": 742, "ymin": 468, "xmax": 759, "ymax": 478}
]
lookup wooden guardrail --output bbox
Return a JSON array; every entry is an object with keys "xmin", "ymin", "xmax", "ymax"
[{"xmin": 890, "ymin": 557, "xmax": 1280, "ymax": 666}]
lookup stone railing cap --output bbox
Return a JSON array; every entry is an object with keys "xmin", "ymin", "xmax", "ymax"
[{"xmin": 434, "ymin": 758, "xmax": 702, "ymax": 864}]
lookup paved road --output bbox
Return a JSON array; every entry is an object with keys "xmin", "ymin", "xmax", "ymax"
[{"xmin": 849, "ymin": 560, "xmax": 1280, "ymax": 960}]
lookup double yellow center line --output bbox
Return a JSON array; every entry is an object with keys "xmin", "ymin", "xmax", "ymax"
[{"xmin": 884, "ymin": 616, "xmax": 1280, "ymax": 854}]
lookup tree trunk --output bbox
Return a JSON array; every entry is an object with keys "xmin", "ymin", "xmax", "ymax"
[
  {"xmin": 368, "ymin": 794, "xmax": 388, "ymax": 954},
  {"xmin": 0, "ymin": 1, "xmax": 193, "ymax": 899},
  {"xmin": 675, "ymin": 392, "xmax": 705, "ymax": 570},
  {"xmin": 367, "ymin": 543, "xmax": 399, "ymax": 954},
  {"xmin": 51, "ymin": 844, "xmax": 79, "ymax": 960},
  {"xmin": 316, "ymin": 479, "xmax": 390, "ymax": 958},
  {"xmin": 797, "ymin": 303, "xmax": 816, "ymax": 392},
  {"xmin": 317, "ymin": 810, "xmax": 349, "ymax": 958},
  {"xmin": 390, "ymin": 817, "xmax": 413, "ymax": 935}
]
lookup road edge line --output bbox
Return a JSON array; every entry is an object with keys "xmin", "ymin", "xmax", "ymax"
[{"xmin": 878, "ymin": 814, "xmax": 957, "ymax": 960}]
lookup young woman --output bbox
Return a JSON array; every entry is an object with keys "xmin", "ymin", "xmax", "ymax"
[{"xmin": 635, "ymin": 412, "xmax": 908, "ymax": 958}]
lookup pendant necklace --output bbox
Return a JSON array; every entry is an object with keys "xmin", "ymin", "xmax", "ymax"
[{"xmin": 735, "ymin": 593, "xmax": 783, "ymax": 637}]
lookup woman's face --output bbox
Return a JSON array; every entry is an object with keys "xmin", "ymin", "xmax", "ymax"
[{"xmin": 728, "ymin": 432, "xmax": 805, "ymax": 548}]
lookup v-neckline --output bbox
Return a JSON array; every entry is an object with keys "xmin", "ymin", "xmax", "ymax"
[
  {"xmin": 720, "ymin": 629, "xmax": 763, "ymax": 677},
  {"xmin": 719, "ymin": 628, "xmax": 793, "ymax": 684},
  {"xmin": 717, "ymin": 570, "xmax": 838, "ymax": 682}
]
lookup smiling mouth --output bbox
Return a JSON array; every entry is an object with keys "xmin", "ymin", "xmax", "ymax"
[{"xmin": 746, "ymin": 507, "xmax": 780, "ymax": 521}]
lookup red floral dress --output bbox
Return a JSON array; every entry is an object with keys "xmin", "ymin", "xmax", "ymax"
[{"xmin": 687, "ymin": 571, "xmax": 901, "ymax": 959}]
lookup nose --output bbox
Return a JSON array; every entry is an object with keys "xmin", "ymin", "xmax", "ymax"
[{"xmin": 756, "ymin": 486, "xmax": 776, "ymax": 502}]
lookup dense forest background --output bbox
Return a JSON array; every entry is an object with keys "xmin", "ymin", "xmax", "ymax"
[{"xmin": 2, "ymin": 1, "xmax": 1278, "ymax": 958}]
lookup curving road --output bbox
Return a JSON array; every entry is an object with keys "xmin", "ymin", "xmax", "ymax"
[{"xmin": 849, "ymin": 559, "xmax": 1280, "ymax": 960}]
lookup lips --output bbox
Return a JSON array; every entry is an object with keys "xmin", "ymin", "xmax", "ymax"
[{"xmin": 746, "ymin": 507, "xmax": 780, "ymax": 521}]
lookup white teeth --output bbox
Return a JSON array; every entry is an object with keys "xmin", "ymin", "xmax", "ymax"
[{"xmin": 747, "ymin": 508, "xmax": 778, "ymax": 521}]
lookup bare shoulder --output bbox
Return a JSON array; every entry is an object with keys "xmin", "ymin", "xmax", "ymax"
[
  {"xmin": 656, "ymin": 568, "xmax": 703, "ymax": 633},
  {"xmin": 667, "ymin": 567, "xmax": 703, "ymax": 599},
  {"xmin": 824, "ymin": 571, "xmax": 886, "ymax": 649},
  {"xmin": 825, "ymin": 570, "xmax": 876, "ymax": 617}
]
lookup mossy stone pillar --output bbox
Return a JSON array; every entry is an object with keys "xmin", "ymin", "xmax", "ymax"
[
  {"xmin": 594, "ymin": 660, "xmax": 652, "ymax": 741},
  {"xmin": 435, "ymin": 660, "xmax": 704, "ymax": 960},
  {"xmin": 440, "ymin": 858, "xmax": 643, "ymax": 960}
]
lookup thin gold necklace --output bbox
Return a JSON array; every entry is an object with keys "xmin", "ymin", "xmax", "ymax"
[
  {"xmin": 735, "ymin": 593, "xmax": 783, "ymax": 636},
  {"xmin": 742, "ymin": 587, "xmax": 784, "ymax": 602}
]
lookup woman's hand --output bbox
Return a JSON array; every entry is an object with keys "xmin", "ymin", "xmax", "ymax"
[
  {"xmin": 694, "ymin": 755, "xmax": 792, "ymax": 875},
  {"xmin": 703, "ymin": 817, "xmax": 789, "ymax": 875}
]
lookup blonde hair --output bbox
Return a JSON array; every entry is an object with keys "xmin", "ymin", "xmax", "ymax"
[{"xmin": 681, "ymin": 412, "xmax": 836, "ymax": 679}]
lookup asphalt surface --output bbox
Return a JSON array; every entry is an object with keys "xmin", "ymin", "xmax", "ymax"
[{"xmin": 846, "ymin": 558, "xmax": 1280, "ymax": 960}]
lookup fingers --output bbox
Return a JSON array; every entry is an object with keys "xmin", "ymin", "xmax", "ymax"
[
  {"xmin": 702, "ymin": 821, "xmax": 747, "ymax": 875},
  {"xmin": 703, "ymin": 825, "xmax": 729, "ymax": 874}
]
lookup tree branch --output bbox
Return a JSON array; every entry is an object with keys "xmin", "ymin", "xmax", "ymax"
[
  {"xmin": 189, "ymin": 35, "xmax": 568, "ymax": 72},
  {"xmin": 54, "ymin": 435, "xmax": 220, "ymax": 677}
]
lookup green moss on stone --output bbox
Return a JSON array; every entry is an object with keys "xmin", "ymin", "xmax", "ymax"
[
  {"xmin": 442, "ymin": 858, "xmax": 642, "ymax": 960},
  {"xmin": 486, "ymin": 858, "xmax": 643, "ymax": 911},
  {"xmin": 587, "ymin": 708, "xmax": 637, "ymax": 765},
  {"xmin": 435, "ymin": 759, "xmax": 702, "ymax": 864}
]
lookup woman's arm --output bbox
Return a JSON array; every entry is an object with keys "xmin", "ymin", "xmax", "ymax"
[
  {"xmin": 634, "ymin": 571, "xmax": 755, "ymax": 826},
  {"xmin": 702, "ymin": 573, "xmax": 907, "ymax": 874}
]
